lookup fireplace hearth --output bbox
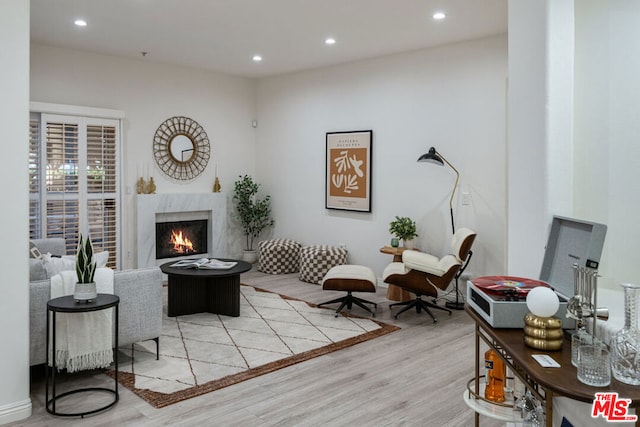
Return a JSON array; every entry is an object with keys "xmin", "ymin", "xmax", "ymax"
[{"xmin": 156, "ymin": 219, "xmax": 208, "ymax": 259}]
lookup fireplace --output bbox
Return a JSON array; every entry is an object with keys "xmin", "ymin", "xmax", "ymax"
[
  {"xmin": 156, "ymin": 219, "xmax": 208, "ymax": 259},
  {"xmin": 137, "ymin": 193, "xmax": 226, "ymax": 268}
]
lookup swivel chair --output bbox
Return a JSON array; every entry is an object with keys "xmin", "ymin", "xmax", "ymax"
[{"xmin": 382, "ymin": 227, "xmax": 476, "ymax": 322}]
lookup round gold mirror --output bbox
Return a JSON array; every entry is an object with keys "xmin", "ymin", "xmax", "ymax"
[{"xmin": 153, "ymin": 116, "xmax": 210, "ymax": 180}]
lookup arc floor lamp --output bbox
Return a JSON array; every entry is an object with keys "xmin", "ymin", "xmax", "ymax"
[
  {"xmin": 418, "ymin": 147, "xmax": 459, "ymax": 234},
  {"xmin": 418, "ymin": 147, "xmax": 471, "ymax": 310}
]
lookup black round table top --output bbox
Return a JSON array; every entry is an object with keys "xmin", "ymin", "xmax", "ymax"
[
  {"xmin": 47, "ymin": 293, "xmax": 119, "ymax": 313},
  {"xmin": 160, "ymin": 258, "xmax": 252, "ymax": 277}
]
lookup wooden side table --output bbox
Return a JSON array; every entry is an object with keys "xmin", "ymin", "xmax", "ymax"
[{"xmin": 379, "ymin": 246, "xmax": 415, "ymax": 302}]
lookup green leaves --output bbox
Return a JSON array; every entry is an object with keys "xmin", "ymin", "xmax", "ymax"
[
  {"xmin": 76, "ymin": 234, "xmax": 96, "ymax": 283},
  {"xmin": 233, "ymin": 175, "xmax": 275, "ymax": 251},
  {"xmin": 388, "ymin": 216, "xmax": 418, "ymax": 241}
]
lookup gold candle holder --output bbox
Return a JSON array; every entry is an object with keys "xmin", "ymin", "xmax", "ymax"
[
  {"xmin": 523, "ymin": 312, "xmax": 563, "ymax": 350},
  {"xmin": 213, "ymin": 176, "xmax": 221, "ymax": 192},
  {"xmin": 146, "ymin": 177, "xmax": 156, "ymax": 194},
  {"xmin": 136, "ymin": 177, "xmax": 146, "ymax": 194}
]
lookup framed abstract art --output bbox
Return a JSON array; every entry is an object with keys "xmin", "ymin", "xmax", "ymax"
[{"xmin": 325, "ymin": 130, "xmax": 372, "ymax": 212}]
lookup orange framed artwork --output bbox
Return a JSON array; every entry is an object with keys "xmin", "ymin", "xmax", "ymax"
[{"xmin": 325, "ymin": 130, "xmax": 372, "ymax": 212}]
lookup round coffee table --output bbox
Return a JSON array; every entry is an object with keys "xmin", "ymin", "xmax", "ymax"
[{"xmin": 160, "ymin": 259, "xmax": 252, "ymax": 317}]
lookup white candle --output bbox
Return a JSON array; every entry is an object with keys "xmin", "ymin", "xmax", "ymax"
[
  {"xmin": 215, "ymin": 164, "xmax": 218, "ymax": 177},
  {"xmin": 136, "ymin": 164, "xmax": 140, "ymax": 178}
]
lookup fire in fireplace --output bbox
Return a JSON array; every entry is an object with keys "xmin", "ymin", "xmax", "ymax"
[{"xmin": 156, "ymin": 219, "xmax": 208, "ymax": 259}]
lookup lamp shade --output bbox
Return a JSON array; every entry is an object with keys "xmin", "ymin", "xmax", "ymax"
[
  {"xmin": 526, "ymin": 287, "xmax": 560, "ymax": 318},
  {"xmin": 417, "ymin": 147, "xmax": 444, "ymax": 165}
]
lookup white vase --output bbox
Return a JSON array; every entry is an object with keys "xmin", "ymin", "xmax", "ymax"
[
  {"xmin": 242, "ymin": 250, "xmax": 258, "ymax": 264},
  {"xmin": 74, "ymin": 282, "xmax": 97, "ymax": 302},
  {"xmin": 403, "ymin": 239, "xmax": 415, "ymax": 250}
]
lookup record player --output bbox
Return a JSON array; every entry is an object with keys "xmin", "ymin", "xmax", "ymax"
[{"xmin": 466, "ymin": 215, "xmax": 607, "ymax": 328}]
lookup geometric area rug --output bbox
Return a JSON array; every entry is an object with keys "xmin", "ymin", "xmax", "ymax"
[{"xmin": 108, "ymin": 285, "xmax": 400, "ymax": 408}]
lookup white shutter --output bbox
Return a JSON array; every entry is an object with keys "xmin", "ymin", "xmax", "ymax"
[
  {"xmin": 29, "ymin": 115, "xmax": 41, "ymax": 240},
  {"xmin": 86, "ymin": 123, "xmax": 118, "ymax": 268},
  {"xmin": 44, "ymin": 118, "xmax": 80, "ymax": 255},
  {"xmin": 30, "ymin": 113, "xmax": 121, "ymax": 268}
]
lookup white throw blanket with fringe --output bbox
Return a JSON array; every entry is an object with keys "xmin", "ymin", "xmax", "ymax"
[{"xmin": 49, "ymin": 268, "xmax": 114, "ymax": 373}]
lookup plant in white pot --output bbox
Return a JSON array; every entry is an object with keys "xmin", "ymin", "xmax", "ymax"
[
  {"xmin": 233, "ymin": 175, "xmax": 275, "ymax": 263},
  {"xmin": 388, "ymin": 216, "xmax": 418, "ymax": 249},
  {"xmin": 74, "ymin": 234, "xmax": 97, "ymax": 302}
]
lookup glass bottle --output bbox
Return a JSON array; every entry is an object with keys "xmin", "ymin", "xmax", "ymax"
[
  {"xmin": 512, "ymin": 377, "xmax": 527, "ymax": 419},
  {"xmin": 484, "ymin": 348, "xmax": 506, "ymax": 403},
  {"xmin": 522, "ymin": 391, "xmax": 545, "ymax": 427},
  {"xmin": 611, "ymin": 283, "xmax": 640, "ymax": 385}
]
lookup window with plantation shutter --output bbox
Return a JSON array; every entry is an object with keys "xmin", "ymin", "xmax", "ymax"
[
  {"xmin": 29, "ymin": 113, "xmax": 121, "ymax": 268},
  {"xmin": 29, "ymin": 115, "xmax": 41, "ymax": 240},
  {"xmin": 86, "ymin": 124, "xmax": 118, "ymax": 265}
]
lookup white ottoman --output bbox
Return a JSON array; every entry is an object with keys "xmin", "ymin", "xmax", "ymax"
[{"xmin": 318, "ymin": 265, "xmax": 377, "ymax": 317}]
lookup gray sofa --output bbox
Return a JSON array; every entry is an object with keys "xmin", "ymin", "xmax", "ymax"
[{"xmin": 29, "ymin": 238, "xmax": 163, "ymax": 366}]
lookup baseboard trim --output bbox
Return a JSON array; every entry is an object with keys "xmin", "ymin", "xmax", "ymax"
[{"xmin": 0, "ymin": 398, "xmax": 31, "ymax": 425}]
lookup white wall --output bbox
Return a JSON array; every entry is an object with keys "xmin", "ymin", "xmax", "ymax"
[
  {"xmin": 507, "ymin": 0, "xmax": 575, "ymax": 279},
  {"xmin": 30, "ymin": 45, "xmax": 258, "ymax": 267},
  {"xmin": 0, "ymin": 1, "xmax": 32, "ymax": 424},
  {"xmin": 574, "ymin": 0, "xmax": 640, "ymax": 289},
  {"xmin": 256, "ymin": 35, "xmax": 508, "ymax": 278}
]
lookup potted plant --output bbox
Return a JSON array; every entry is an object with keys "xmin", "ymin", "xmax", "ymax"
[
  {"xmin": 233, "ymin": 175, "xmax": 275, "ymax": 262},
  {"xmin": 74, "ymin": 233, "xmax": 97, "ymax": 302},
  {"xmin": 388, "ymin": 216, "xmax": 418, "ymax": 249}
]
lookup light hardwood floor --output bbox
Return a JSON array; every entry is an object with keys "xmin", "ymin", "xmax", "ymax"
[{"xmin": 13, "ymin": 269, "xmax": 505, "ymax": 426}]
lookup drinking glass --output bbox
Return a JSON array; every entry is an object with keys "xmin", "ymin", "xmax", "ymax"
[{"xmin": 577, "ymin": 343, "xmax": 611, "ymax": 387}]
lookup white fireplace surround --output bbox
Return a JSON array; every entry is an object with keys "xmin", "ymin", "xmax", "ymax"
[{"xmin": 137, "ymin": 193, "xmax": 227, "ymax": 268}]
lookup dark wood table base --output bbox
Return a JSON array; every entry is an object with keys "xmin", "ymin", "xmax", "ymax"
[
  {"xmin": 167, "ymin": 274, "xmax": 241, "ymax": 317},
  {"xmin": 161, "ymin": 259, "xmax": 252, "ymax": 318}
]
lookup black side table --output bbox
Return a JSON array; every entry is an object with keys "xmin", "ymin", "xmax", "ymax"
[{"xmin": 45, "ymin": 294, "xmax": 119, "ymax": 417}]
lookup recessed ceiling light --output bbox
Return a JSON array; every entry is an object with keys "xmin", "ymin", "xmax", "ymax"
[
  {"xmin": 432, "ymin": 12, "xmax": 446, "ymax": 20},
  {"xmin": 252, "ymin": 55, "xmax": 262, "ymax": 62},
  {"xmin": 74, "ymin": 19, "xmax": 87, "ymax": 27},
  {"xmin": 325, "ymin": 38, "xmax": 336, "ymax": 45}
]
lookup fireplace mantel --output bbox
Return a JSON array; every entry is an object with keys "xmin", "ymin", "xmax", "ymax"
[{"xmin": 136, "ymin": 193, "xmax": 227, "ymax": 268}]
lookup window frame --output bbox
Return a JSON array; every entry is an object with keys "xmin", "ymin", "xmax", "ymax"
[{"xmin": 30, "ymin": 102, "xmax": 124, "ymax": 269}]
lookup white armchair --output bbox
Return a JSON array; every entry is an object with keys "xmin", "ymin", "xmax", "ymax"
[{"xmin": 383, "ymin": 227, "xmax": 476, "ymax": 322}]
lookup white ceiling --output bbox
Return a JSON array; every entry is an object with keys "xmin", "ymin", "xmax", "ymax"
[{"xmin": 30, "ymin": 0, "xmax": 507, "ymax": 78}]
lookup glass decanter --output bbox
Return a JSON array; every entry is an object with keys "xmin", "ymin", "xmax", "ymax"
[{"xmin": 611, "ymin": 282, "xmax": 640, "ymax": 385}]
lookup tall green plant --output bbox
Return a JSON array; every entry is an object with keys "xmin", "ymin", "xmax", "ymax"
[
  {"xmin": 76, "ymin": 234, "xmax": 96, "ymax": 283},
  {"xmin": 233, "ymin": 175, "xmax": 275, "ymax": 251}
]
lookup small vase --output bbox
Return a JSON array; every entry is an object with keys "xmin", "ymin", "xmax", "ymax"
[
  {"xmin": 403, "ymin": 239, "xmax": 414, "ymax": 250},
  {"xmin": 611, "ymin": 282, "xmax": 640, "ymax": 385},
  {"xmin": 390, "ymin": 238, "xmax": 399, "ymax": 248},
  {"xmin": 74, "ymin": 282, "xmax": 97, "ymax": 302},
  {"xmin": 242, "ymin": 249, "xmax": 258, "ymax": 264}
]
